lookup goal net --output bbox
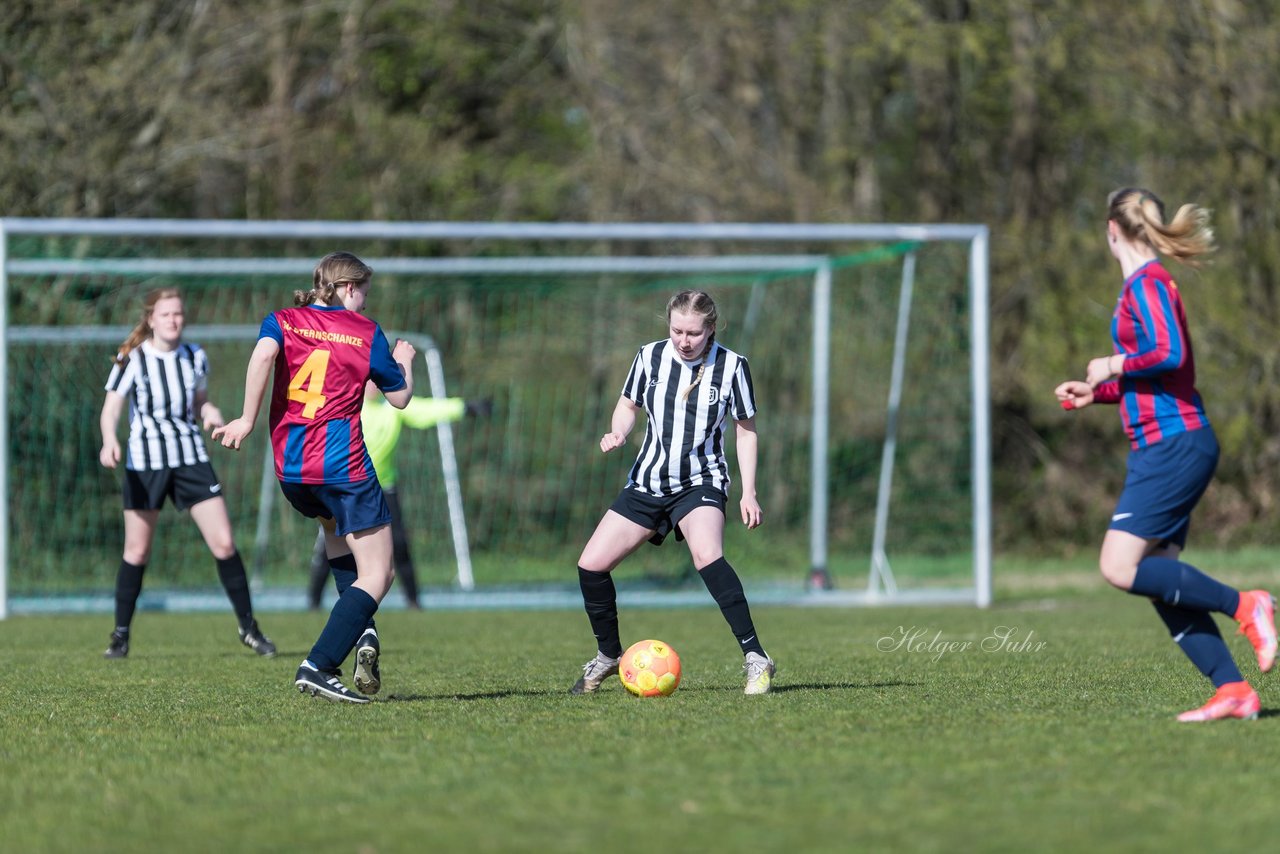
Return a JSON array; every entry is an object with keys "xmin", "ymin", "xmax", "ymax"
[{"xmin": 0, "ymin": 220, "xmax": 990, "ymax": 617}]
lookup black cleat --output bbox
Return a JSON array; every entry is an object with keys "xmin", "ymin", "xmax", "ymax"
[
  {"xmin": 353, "ymin": 631, "xmax": 381, "ymax": 696},
  {"xmin": 294, "ymin": 662, "xmax": 369, "ymax": 704},
  {"xmin": 239, "ymin": 620, "xmax": 277, "ymax": 657},
  {"xmin": 103, "ymin": 630, "xmax": 129, "ymax": 659}
]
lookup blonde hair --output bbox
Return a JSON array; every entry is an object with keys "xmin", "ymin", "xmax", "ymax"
[
  {"xmin": 1107, "ymin": 188, "xmax": 1216, "ymax": 266},
  {"xmin": 115, "ymin": 287, "xmax": 182, "ymax": 365},
  {"xmin": 295, "ymin": 251, "xmax": 373, "ymax": 306},
  {"xmin": 666, "ymin": 289, "xmax": 719, "ymax": 401}
]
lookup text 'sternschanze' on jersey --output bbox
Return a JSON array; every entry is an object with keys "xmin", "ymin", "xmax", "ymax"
[{"xmin": 259, "ymin": 305, "xmax": 405, "ymax": 484}]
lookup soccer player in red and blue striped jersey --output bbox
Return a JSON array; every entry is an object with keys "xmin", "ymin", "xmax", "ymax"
[
  {"xmin": 1056, "ymin": 188, "xmax": 1276, "ymax": 722},
  {"xmin": 215, "ymin": 252, "xmax": 415, "ymax": 703},
  {"xmin": 1090, "ymin": 257, "xmax": 1208, "ymax": 449}
]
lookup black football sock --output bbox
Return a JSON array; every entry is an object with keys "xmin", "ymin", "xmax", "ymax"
[
  {"xmin": 307, "ymin": 538, "xmax": 328, "ymax": 609},
  {"xmin": 113, "ymin": 560, "xmax": 146, "ymax": 631},
  {"xmin": 215, "ymin": 551, "xmax": 255, "ymax": 632},
  {"xmin": 699, "ymin": 557, "xmax": 766, "ymax": 657},
  {"xmin": 578, "ymin": 567, "xmax": 622, "ymax": 659}
]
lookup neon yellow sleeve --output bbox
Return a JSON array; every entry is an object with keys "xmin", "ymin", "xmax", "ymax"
[{"xmin": 399, "ymin": 396, "xmax": 466, "ymax": 429}]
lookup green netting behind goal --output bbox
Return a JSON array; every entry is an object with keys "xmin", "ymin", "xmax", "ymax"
[{"xmin": 5, "ymin": 234, "xmax": 976, "ymax": 598}]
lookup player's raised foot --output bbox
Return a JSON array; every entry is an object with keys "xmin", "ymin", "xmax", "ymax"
[
  {"xmin": 103, "ymin": 630, "xmax": 129, "ymax": 660},
  {"xmin": 1234, "ymin": 590, "xmax": 1277, "ymax": 673},
  {"xmin": 294, "ymin": 661, "xmax": 369, "ymax": 704},
  {"xmin": 743, "ymin": 651, "xmax": 776, "ymax": 695},
  {"xmin": 238, "ymin": 619, "xmax": 277, "ymax": 658},
  {"xmin": 353, "ymin": 630, "xmax": 381, "ymax": 696},
  {"xmin": 571, "ymin": 651, "xmax": 620, "ymax": 694},
  {"xmin": 1176, "ymin": 682, "xmax": 1260, "ymax": 722}
]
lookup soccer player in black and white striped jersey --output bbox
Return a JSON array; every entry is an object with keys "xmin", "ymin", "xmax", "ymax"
[
  {"xmin": 98, "ymin": 288, "xmax": 275, "ymax": 660},
  {"xmin": 572, "ymin": 290, "xmax": 776, "ymax": 695}
]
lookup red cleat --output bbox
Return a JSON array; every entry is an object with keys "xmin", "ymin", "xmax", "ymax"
[
  {"xmin": 1235, "ymin": 590, "xmax": 1277, "ymax": 673},
  {"xmin": 1176, "ymin": 682, "xmax": 1260, "ymax": 722}
]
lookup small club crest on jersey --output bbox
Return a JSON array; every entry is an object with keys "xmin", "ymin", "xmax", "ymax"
[{"xmin": 704, "ymin": 387, "xmax": 721, "ymax": 405}]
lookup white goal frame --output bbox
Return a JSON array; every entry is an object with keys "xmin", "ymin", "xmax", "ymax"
[{"xmin": 0, "ymin": 219, "xmax": 991, "ymax": 617}]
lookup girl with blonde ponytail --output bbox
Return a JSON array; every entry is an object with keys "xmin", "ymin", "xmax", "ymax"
[{"xmin": 1055, "ymin": 188, "xmax": 1275, "ymax": 722}]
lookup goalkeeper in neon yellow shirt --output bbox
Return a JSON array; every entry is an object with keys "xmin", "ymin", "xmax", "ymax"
[{"xmin": 308, "ymin": 380, "xmax": 490, "ymax": 609}]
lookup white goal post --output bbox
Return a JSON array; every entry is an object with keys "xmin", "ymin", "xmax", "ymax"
[{"xmin": 0, "ymin": 219, "xmax": 990, "ymax": 618}]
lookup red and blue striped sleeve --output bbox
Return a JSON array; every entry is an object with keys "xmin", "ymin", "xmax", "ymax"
[{"xmin": 1117, "ymin": 273, "xmax": 1187, "ymax": 378}]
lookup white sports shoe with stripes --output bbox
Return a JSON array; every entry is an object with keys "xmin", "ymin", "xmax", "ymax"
[{"xmin": 295, "ymin": 661, "xmax": 369, "ymax": 704}]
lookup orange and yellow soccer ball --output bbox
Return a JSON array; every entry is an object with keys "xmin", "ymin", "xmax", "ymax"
[{"xmin": 619, "ymin": 639, "xmax": 681, "ymax": 697}]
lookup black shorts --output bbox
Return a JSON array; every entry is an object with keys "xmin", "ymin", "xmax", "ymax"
[
  {"xmin": 609, "ymin": 483, "xmax": 727, "ymax": 546},
  {"xmin": 123, "ymin": 461, "xmax": 224, "ymax": 511}
]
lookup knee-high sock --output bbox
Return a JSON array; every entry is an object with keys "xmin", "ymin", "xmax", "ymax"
[
  {"xmin": 699, "ymin": 557, "xmax": 765, "ymax": 657},
  {"xmin": 307, "ymin": 586, "xmax": 379, "ymax": 672},
  {"xmin": 113, "ymin": 560, "xmax": 146, "ymax": 631},
  {"xmin": 329, "ymin": 553, "xmax": 375, "ymax": 632},
  {"xmin": 578, "ymin": 567, "xmax": 622, "ymax": 659},
  {"xmin": 215, "ymin": 551, "xmax": 254, "ymax": 631},
  {"xmin": 1151, "ymin": 602, "xmax": 1244, "ymax": 687},
  {"xmin": 1130, "ymin": 556, "xmax": 1240, "ymax": 615}
]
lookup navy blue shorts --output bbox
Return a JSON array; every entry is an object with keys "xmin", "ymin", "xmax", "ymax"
[
  {"xmin": 279, "ymin": 478, "xmax": 391, "ymax": 537},
  {"xmin": 1110, "ymin": 427, "xmax": 1219, "ymax": 549},
  {"xmin": 609, "ymin": 483, "xmax": 727, "ymax": 546}
]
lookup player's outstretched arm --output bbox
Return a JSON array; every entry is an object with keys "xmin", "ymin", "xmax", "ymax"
[
  {"xmin": 734, "ymin": 417, "xmax": 762, "ymax": 529},
  {"xmin": 600, "ymin": 396, "xmax": 640, "ymax": 453},
  {"xmin": 213, "ymin": 338, "xmax": 278, "ymax": 449},
  {"xmin": 98, "ymin": 390, "xmax": 126, "ymax": 469}
]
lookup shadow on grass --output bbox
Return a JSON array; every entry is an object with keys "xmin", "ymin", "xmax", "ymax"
[
  {"xmin": 770, "ymin": 680, "xmax": 921, "ymax": 692},
  {"xmin": 381, "ymin": 680, "xmax": 921, "ymax": 702}
]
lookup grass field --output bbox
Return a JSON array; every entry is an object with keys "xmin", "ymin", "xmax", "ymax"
[{"xmin": 3, "ymin": 579, "xmax": 1277, "ymax": 853}]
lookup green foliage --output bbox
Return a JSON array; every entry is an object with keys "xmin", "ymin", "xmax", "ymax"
[{"xmin": 5, "ymin": 2, "xmax": 1280, "ymax": 549}]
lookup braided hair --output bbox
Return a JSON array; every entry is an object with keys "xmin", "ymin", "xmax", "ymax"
[{"xmin": 666, "ymin": 289, "xmax": 719, "ymax": 401}]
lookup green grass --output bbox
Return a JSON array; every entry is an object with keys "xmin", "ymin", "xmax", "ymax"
[{"xmin": 3, "ymin": 589, "xmax": 1276, "ymax": 853}]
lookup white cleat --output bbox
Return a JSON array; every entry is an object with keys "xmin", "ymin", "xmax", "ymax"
[
  {"xmin": 571, "ymin": 651, "xmax": 620, "ymax": 694},
  {"xmin": 743, "ymin": 652, "xmax": 776, "ymax": 695}
]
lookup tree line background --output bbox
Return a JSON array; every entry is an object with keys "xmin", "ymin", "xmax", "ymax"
[{"xmin": 4, "ymin": 0, "xmax": 1279, "ymax": 556}]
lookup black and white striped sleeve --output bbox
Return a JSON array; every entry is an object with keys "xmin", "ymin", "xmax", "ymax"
[
  {"xmin": 621, "ymin": 349, "xmax": 647, "ymax": 403},
  {"xmin": 104, "ymin": 356, "xmax": 137, "ymax": 396},
  {"xmin": 729, "ymin": 357, "xmax": 756, "ymax": 421}
]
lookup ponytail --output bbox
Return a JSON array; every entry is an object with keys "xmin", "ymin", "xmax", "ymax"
[
  {"xmin": 1107, "ymin": 188, "xmax": 1216, "ymax": 266},
  {"xmin": 297, "ymin": 251, "xmax": 374, "ymax": 306}
]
